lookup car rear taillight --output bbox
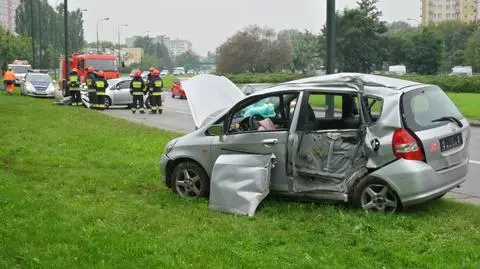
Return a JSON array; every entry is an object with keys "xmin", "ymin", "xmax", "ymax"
[{"xmin": 392, "ymin": 128, "xmax": 425, "ymax": 161}]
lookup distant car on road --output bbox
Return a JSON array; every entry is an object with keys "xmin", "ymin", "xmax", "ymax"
[
  {"xmin": 239, "ymin": 83, "xmax": 274, "ymax": 96},
  {"xmin": 81, "ymin": 77, "xmax": 150, "ymax": 108},
  {"xmin": 187, "ymin": 70, "xmax": 196, "ymax": 75},
  {"xmin": 171, "ymin": 79, "xmax": 186, "ymax": 99},
  {"xmin": 160, "ymin": 70, "xmax": 169, "ymax": 76},
  {"xmin": 20, "ymin": 72, "xmax": 55, "ymax": 98}
]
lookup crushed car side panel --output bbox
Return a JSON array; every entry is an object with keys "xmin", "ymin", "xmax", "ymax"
[
  {"xmin": 291, "ymin": 130, "xmax": 367, "ymax": 193},
  {"xmin": 209, "ymin": 154, "xmax": 276, "ymax": 217}
]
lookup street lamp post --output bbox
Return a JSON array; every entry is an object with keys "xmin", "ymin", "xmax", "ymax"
[
  {"xmin": 96, "ymin": 17, "xmax": 110, "ymax": 52},
  {"xmin": 325, "ymin": 0, "xmax": 336, "ymax": 117},
  {"xmin": 118, "ymin": 24, "xmax": 128, "ymax": 70}
]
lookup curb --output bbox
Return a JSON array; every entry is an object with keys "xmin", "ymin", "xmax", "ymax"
[{"xmin": 469, "ymin": 120, "xmax": 480, "ymax": 127}]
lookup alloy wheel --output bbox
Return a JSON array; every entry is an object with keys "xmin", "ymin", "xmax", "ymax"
[
  {"xmin": 360, "ymin": 184, "xmax": 398, "ymax": 212},
  {"xmin": 174, "ymin": 168, "xmax": 202, "ymax": 198}
]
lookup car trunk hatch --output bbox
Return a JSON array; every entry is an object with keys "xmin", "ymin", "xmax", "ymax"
[{"xmin": 402, "ymin": 86, "xmax": 470, "ymax": 171}]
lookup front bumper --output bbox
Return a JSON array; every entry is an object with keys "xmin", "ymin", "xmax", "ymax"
[
  {"xmin": 371, "ymin": 158, "xmax": 469, "ymax": 207},
  {"xmin": 25, "ymin": 91, "xmax": 55, "ymax": 98},
  {"xmin": 160, "ymin": 154, "xmax": 171, "ymax": 186}
]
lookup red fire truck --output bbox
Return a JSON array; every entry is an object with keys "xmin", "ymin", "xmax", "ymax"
[{"xmin": 59, "ymin": 52, "xmax": 120, "ymax": 90}]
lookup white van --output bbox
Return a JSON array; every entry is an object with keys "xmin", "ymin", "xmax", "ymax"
[
  {"xmin": 388, "ymin": 65, "xmax": 407, "ymax": 76},
  {"xmin": 451, "ymin": 66, "xmax": 473, "ymax": 77}
]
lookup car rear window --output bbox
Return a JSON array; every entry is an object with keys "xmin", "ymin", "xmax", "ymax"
[{"xmin": 402, "ymin": 86, "xmax": 463, "ymax": 132}]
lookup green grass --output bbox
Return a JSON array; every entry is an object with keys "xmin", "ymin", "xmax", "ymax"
[
  {"xmin": 1, "ymin": 91, "xmax": 480, "ymax": 268},
  {"xmin": 447, "ymin": 93, "xmax": 480, "ymax": 120}
]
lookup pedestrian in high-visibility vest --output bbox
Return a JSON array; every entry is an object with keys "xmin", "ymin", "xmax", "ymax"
[
  {"xmin": 67, "ymin": 68, "xmax": 81, "ymax": 106},
  {"xmin": 147, "ymin": 69, "xmax": 164, "ymax": 114},
  {"xmin": 130, "ymin": 70, "xmax": 146, "ymax": 114},
  {"xmin": 3, "ymin": 68, "xmax": 16, "ymax": 96},
  {"xmin": 95, "ymin": 70, "xmax": 109, "ymax": 110},
  {"xmin": 85, "ymin": 66, "xmax": 97, "ymax": 109}
]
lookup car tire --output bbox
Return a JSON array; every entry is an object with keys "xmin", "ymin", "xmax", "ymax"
[
  {"xmin": 352, "ymin": 177, "xmax": 402, "ymax": 213},
  {"xmin": 171, "ymin": 92, "xmax": 175, "ymax": 98},
  {"xmin": 171, "ymin": 161, "xmax": 209, "ymax": 198},
  {"xmin": 105, "ymin": 96, "xmax": 112, "ymax": 109}
]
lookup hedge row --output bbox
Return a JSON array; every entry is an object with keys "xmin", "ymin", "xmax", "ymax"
[
  {"xmin": 386, "ymin": 75, "xmax": 480, "ymax": 93},
  {"xmin": 219, "ymin": 73, "xmax": 480, "ymax": 93}
]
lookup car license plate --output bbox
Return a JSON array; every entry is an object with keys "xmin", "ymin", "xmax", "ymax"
[{"xmin": 439, "ymin": 133, "xmax": 463, "ymax": 152}]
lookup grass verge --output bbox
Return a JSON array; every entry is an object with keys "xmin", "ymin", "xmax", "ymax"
[{"xmin": 1, "ymin": 92, "xmax": 480, "ymax": 268}]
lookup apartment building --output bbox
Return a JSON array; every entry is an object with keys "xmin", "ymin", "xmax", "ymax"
[
  {"xmin": 421, "ymin": 0, "xmax": 479, "ymax": 26},
  {"xmin": 125, "ymin": 35, "xmax": 192, "ymax": 57},
  {"xmin": 0, "ymin": 0, "xmax": 21, "ymax": 33}
]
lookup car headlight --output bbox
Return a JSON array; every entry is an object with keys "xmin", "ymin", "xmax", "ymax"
[
  {"xmin": 165, "ymin": 138, "xmax": 179, "ymax": 154},
  {"xmin": 25, "ymin": 82, "xmax": 35, "ymax": 92},
  {"xmin": 46, "ymin": 83, "xmax": 55, "ymax": 94}
]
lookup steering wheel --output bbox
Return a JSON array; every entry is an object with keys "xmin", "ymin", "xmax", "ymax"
[{"xmin": 248, "ymin": 114, "xmax": 265, "ymax": 131}]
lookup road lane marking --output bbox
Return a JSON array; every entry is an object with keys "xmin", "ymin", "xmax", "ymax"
[{"xmin": 470, "ymin": 160, "xmax": 480, "ymax": 165}]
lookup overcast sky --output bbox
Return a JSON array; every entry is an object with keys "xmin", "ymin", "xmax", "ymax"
[{"xmin": 47, "ymin": 0, "xmax": 421, "ymax": 56}]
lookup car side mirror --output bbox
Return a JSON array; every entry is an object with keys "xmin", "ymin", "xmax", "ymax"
[
  {"xmin": 116, "ymin": 84, "xmax": 120, "ymax": 90},
  {"xmin": 208, "ymin": 124, "xmax": 224, "ymax": 141}
]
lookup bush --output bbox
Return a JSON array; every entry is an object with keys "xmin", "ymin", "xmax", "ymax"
[
  {"xmin": 386, "ymin": 75, "xmax": 480, "ymax": 93},
  {"xmin": 217, "ymin": 72, "xmax": 480, "ymax": 93}
]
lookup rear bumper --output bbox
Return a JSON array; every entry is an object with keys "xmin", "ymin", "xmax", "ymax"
[{"xmin": 370, "ymin": 158, "xmax": 469, "ymax": 207}]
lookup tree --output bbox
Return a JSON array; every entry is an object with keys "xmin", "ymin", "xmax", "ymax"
[
  {"xmin": 465, "ymin": 29, "xmax": 480, "ymax": 72},
  {"xmin": 216, "ymin": 25, "xmax": 293, "ymax": 73},
  {"xmin": 430, "ymin": 21, "xmax": 477, "ymax": 70},
  {"xmin": 15, "ymin": 0, "xmax": 85, "ymax": 68},
  {"xmin": 278, "ymin": 29, "xmax": 322, "ymax": 72},
  {"xmin": 327, "ymin": 0, "xmax": 387, "ymax": 73},
  {"xmin": 0, "ymin": 27, "xmax": 32, "ymax": 71},
  {"xmin": 406, "ymin": 28, "xmax": 443, "ymax": 75},
  {"xmin": 175, "ymin": 50, "xmax": 200, "ymax": 71}
]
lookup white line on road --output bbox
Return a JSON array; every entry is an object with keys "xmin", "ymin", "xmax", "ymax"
[{"xmin": 470, "ymin": 160, "xmax": 480, "ymax": 165}]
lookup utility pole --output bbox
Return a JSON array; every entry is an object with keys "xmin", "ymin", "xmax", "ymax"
[
  {"xmin": 29, "ymin": 0, "xmax": 35, "ymax": 68},
  {"xmin": 325, "ymin": 0, "xmax": 336, "ymax": 118},
  {"xmin": 64, "ymin": 0, "xmax": 69, "ymax": 95},
  {"xmin": 37, "ymin": 0, "xmax": 42, "ymax": 67}
]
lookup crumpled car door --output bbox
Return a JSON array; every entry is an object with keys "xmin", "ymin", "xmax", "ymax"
[
  {"xmin": 289, "ymin": 129, "xmax": 367, "ymax": 193},
  {"xmin": 209, "ymin": 153, "xmax": 276, "ymax": 217}
]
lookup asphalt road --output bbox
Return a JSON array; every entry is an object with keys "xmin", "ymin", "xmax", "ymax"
[{"xmin": 103, "ymin": 94, "xmax": 480, "ymax": 204}]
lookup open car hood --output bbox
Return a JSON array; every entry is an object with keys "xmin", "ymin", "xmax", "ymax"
[{"xmin": 182, "ymin": 74, "xmax": 245, "ymax": 128}]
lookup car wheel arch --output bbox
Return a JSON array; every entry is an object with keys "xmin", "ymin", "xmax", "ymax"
[{"xmin": 166, "ymin": 157, "xmax": 210, "ymax": 188}]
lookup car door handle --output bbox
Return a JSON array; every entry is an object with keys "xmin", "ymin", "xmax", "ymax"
[{"xmin": 262, "ymin": 138, "xmax": 279, "ymax": 145}]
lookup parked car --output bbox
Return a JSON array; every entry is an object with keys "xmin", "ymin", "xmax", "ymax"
[
  {"xmin": 20, "ymin": 72, "xmax": 56, "ymax": 98},
  {"xmin": 160, "ymin": 70, "xmax": 169, "ymax": 76},
  {"xmin": 171, "ymin": 79, "xmax": 186, "ymax": 99},
  {"xmin": 160, "ymin": 73, "xmax": 470, "ymax": 213},
  {"xmin": 239, "ymin": 83, "xmax": 274, "ymax": 96},
  {"xmin": 80, "ymin": 77, "xmax": 150, "ymax": 108}
]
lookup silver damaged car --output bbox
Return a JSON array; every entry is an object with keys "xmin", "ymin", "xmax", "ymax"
[{"xmin": 160, "ymin": 73, "xmax": 470, "ymax": 213}]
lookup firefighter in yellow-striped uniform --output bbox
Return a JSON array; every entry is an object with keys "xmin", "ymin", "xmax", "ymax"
[
  {"xmin": 130, "ymin": 70, "xmax": 146, "ymax": 114},
  {"xmin": 85, "ymin": 66, "xmax": 97, "ymax": 109},
  {"xmin": 147, "ymin": 69, "xmax": 164, "ymax": 114},
  {"xmin": 94, "ymin": 70, "xmax": 109, "ymax": 110},
  {"xmin": 67, "ymin": 68, "xmax": 82, "ymax": 106}
]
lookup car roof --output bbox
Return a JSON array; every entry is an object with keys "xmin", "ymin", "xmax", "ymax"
[{"xmin": 254, "ymin": 73, "xmax": 424, "ymax": 96}]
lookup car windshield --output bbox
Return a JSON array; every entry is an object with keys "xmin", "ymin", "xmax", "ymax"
[
  {"xmin": 10, "ymin": 66, "xmax": 30, "ymax": 73},
  {"xmin": 86, "ymin": 59, "xmax": 118, "ymax": 71},
  {"xmin": 26, "ymin": 73, "xmax": 52, "ymax": 82}
]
